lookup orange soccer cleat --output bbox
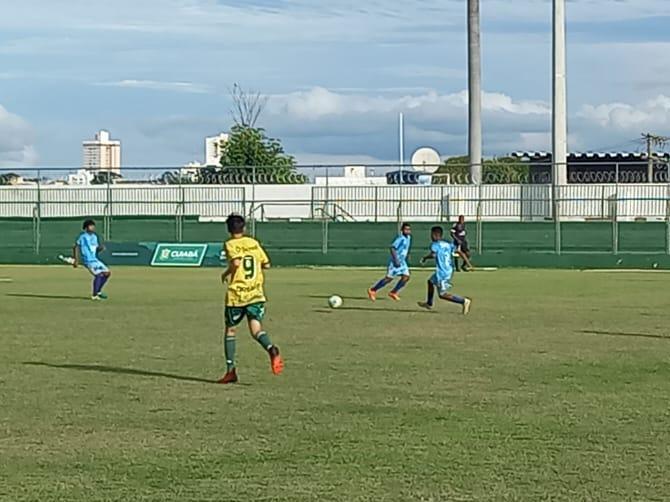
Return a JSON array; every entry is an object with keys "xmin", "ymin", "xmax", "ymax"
[
  {"xmin": 367, "ymin": 288, "xmax": 377, "ymax": 302},
  {"xmin": 388, "ymin": 291, "xmax": 401, "ymax": 302},
  {"xmin": 269, "ymin": 346, "xmax": 284, "ymax": 376}
]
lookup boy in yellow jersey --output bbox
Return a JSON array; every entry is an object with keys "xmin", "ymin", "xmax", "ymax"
[{"xmin": 218, "ymin": 214, "xmax": 284, "ymax": 384}]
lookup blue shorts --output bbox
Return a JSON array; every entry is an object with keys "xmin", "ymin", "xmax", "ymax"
[
  {"xmin": 85, "ymin": 260, "xmax": 109, "ymax": 275},
  {"xmin": 430, "ymin": 273, "xmax": 452, "ymax": 295},
  {"xmin": 387, "ymin": 261, "xmax": 410, "ymax": 278}
]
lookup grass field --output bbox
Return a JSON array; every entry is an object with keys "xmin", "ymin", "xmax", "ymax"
[{"xmin": 1, "ymin": 266, "xmax": 670, "ymax": 501}]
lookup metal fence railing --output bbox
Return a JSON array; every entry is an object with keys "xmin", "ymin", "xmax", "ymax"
[{"xmin": 1, "ymin": 164, "xmax": 670, "ymax": 256}]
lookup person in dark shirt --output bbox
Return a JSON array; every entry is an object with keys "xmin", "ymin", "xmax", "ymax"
[{"xmin": 450, "ymin": 215, "xmax": 472, "ymax": 271}]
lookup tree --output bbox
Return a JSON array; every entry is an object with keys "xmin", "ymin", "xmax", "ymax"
[
  {"xmin": 230, "ymin": 83, "xmax": 267, "ymax": 128},
  {"xmin": 435, "ymin": 156, "xmax": 531, "ymax": 184},
  {"xmin": 194, "ymin": 84, "xmax": 303, "ymax": 184},
  {"xmin": 197, "ymin": 125, "xmax": 304, "ymax": 184}
]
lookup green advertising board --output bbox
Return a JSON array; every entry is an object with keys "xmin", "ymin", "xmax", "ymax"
[{"xmin": 151, "ymin": 243, "xmax": 208, "ymax": 267}]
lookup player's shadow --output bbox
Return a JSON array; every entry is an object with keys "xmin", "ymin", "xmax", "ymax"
[
  {"xmin": 305, "ymin": 294, "xmax": 373, "ymax": 301},
  {"xmin": 314, "ymin": 306, "xmax": 434, "ymax": 314},
  {"xmin": 6, "ymin": 293, "xmax": 90, "ymax": 301},
  {"xmin": 579, "ymin": 330, "xmax": 669, "ymax": 341},
  {"xmin": 23, "ymin": 362, "xmax": 227, "ymax": 385}
]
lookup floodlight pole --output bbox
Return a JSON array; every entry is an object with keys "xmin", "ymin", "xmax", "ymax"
[
  {"xmin": 552, "ymin": 0, "xmax": 568, "ymax": 255},
  {"xmin": 467, "ymin": 0, "xmax": 482, "ymax": 185},
  {"xmin": 399, "ymin": 112, "xmax": 405, "ymax": 168},
  {"xmin": 398, "ymin": 112, "xmax": 405, "ymax": 223},
  {"xmin": 552, "ymin": 0, "xmax": 568, "ymax": 186}
]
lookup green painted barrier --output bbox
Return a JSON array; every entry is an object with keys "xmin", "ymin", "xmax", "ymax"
[{"xmin": 1, "ymin": 217, "xmax": 669, "ymax": 269}]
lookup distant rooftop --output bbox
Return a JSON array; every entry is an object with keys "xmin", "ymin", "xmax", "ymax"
[{"xmin": 512, "ymin": 152, "xmax": 670, "ymax": 161}]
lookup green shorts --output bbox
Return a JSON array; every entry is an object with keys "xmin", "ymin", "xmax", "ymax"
[{"xmin": 225, "ymin": 302, "xmax": 266, "ymax": 328}]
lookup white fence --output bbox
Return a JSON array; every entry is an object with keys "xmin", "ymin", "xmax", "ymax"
[{"xmin": 1, "ymin": 183, "xmax": 669, "ymax": 221}]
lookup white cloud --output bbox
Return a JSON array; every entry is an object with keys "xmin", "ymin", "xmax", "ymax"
[
  {"xmin": 100, "ymin": 80, "xmax": 211, "ymax": 94},
  {"xmin": 269, "ymin": 87, "xmax": 550, "ymax": 119},
  {"xmin": 0, "ymin": 105, "xmax": 38, "ymax": 165},
  {"xmin": 263, "ymin": 87, "xmax": 670, "ymax": 159},
  {"xmin": 262, "ymin": 87, "xmax": 551, "ymax": 157},
  {"xmin": 1, "ymin": 0, "xmax": 669, "ymax": 165},
  {"xmin": 579, "ymin": 95, "xmax": 670, "ymax": 130}
]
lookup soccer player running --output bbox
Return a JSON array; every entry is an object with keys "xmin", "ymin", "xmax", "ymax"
[
  {"xmin": 419, "ymin": 226, "xmax": 472, "ymax": 315},
  {"xmin": 72, "ymin": 219, "xmax": 111, "ymax": 300},
  {"xmin": 368, "ymin": 222, "xmax": 412, "ymax": 302},
  {"xmin": 450, "ymin": 215, "xmax": 473, "ymax": 271},
  {"xmin": 219, "ymin": 214, "xmax": 283, "ymax": 384}
]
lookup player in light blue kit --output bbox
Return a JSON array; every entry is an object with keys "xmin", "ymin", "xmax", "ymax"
[
  {"xmin": 419, "ymin": 226, "xmax": 472, "ymax": 314},
  {"xmin": 368, "ymin": 223, "xmax": 412, "ymax": 302},
  {"xmin": 73, "ymin": 219, "xmax": 112, "ymax": 300}
]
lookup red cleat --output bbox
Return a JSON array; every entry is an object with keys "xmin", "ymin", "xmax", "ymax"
[
  {"xmin": 367, "ymin": 288, "xmax": 377, "ymax": 302},
  {"xmin": 217, "ymin": 369, "xmax": 238, "ymax": 384},
  {"xmin": 388, "ymin": 291, "xmax": 400, "ymax": 301},
  {"xmin": 269, "ymin": 346, "xmax": 284, "ymax": 376}
]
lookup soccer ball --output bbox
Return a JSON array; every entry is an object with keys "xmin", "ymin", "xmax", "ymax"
[{"xmin": 328, "ymin": 295, "xmax": 343, "ymax": 309}]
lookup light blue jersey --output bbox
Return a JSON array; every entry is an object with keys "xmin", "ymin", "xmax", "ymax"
[
  {"xmin": 77, "ymin": 232, "xmax": 99, "ymax": 264},
  {"xmin": 387, "ymin": 234, "xmax": 411, "ymax": 277},
  {"xmin": 76, "ymin": 231, "xmax": 108, "ymax": 274},
  {"xmin": 392, "ymin": 234, "xmax": 411, "ymax": 262},
  {"xmin": 430, "ymin": 240, "xmax": 456, "ymax": 294}
]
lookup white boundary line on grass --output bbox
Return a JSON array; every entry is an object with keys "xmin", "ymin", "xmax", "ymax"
[
  {"xmin": 304, "ymin": 266, "xmax": 498, "ymax": 272},
  {"xmin": 0, "ymin": 265, "xmax": 65, "ymax": 268},
  {"xmin": 581, "ymin": 269, "xmax": 670, "ymax": 273}
]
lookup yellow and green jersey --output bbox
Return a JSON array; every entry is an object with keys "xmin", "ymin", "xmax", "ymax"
[{"xmin": 224, "ymin": 236, "xmax": 270, "ymax": 307}]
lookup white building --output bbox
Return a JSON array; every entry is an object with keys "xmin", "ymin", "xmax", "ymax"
[
  {"xmin": 67, "ymin": 169, "xmax": 95, "ymax": 186},
  {"xmin": 205, "ymin": 133, "xmax": 229, "ymax": 166},
  {"xmin": 82, "ymin": 130, "xmax": 121, "ymax": 173}
]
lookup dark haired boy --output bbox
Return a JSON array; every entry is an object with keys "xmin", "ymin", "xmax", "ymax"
[
  {"xmin": 73, "ymin": 219, "xmax": 111, "ymax": 300},
  {"xmin": 219, "ymin": 214, "xmax": 283, "ymax": 384}
]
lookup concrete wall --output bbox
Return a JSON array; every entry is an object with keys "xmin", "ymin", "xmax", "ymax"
[{"xmin": 1, "ymin": 183, "xmax": 669, "ymax": 221}]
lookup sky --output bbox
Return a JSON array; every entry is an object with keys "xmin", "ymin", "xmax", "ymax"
[{"xmin": 0, "ymin": 0, "xmax": 669, "ymax": 168}]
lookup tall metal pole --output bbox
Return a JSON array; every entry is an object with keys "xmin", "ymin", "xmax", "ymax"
[
  {"xmin": 467, "ymin": 0, "xmax": 482, "ymax": 185},
  {"xmin": 646, "ymin": 134, "xmax": 654, "ymax": 183},
  {"xmin": 399, "ymin": 112, "xmax": 405, "ymax": 167},
  {"xmin": 398, "ymin": 112, "xmax": 405, "ymax": 224},
  {"xmin": 552, "ymin": 0, "xmax": 568, "ymax": 186},
  {"xmin": 552, "ymin": 0, "xmax": 567, "ymax": 255}
]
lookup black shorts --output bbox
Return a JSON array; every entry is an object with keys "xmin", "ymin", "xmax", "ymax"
[{"xmin": 457, "ymin": 240, "xmax": 470, "ymax": 253}]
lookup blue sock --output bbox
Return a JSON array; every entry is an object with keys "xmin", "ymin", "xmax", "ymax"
[
  {"xmin": 93, "ymin": 275, "xmax": 104, "ymax": 296},
  {"xmin": 449, "ymin": 295, "xmax": 466, "ymax": 305},
  {"xmin": 427, "ymin": 285, "xmax": 435, "ymax": 306},
  {"xmin": 371, "ymin": 278, "xmax": 388, "ymax": 292},
  {"xmin": 99, "ymin": 274, "xmax": 109, "ymax": 292},
  {"xmin": 391, "ymin": 279, "xmax": 408, "ymax": 294}
]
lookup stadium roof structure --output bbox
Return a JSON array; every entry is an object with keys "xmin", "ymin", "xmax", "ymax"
[{"xmin": 511, "ymin": 152, "xmax": 670, "ymax": 161}]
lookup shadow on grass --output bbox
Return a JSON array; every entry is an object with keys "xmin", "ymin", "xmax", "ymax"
[
  {"xmin": 23, "ymin": 362, "xmax": 225, "ymax": 385},
  {"xmin": 7, "ymin": 293, "xmax": 90, "ymax": 301},
  {"xmin": 305, "ymin": 295, "xmax": 373, "ymax": 301},
  {"xmin": 579, "ymin": 330, "xmax": 669, "ymax": 341},
  {"xmin": 314, "ymin": 306, "xmax": 434, "ymax": 314}
]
